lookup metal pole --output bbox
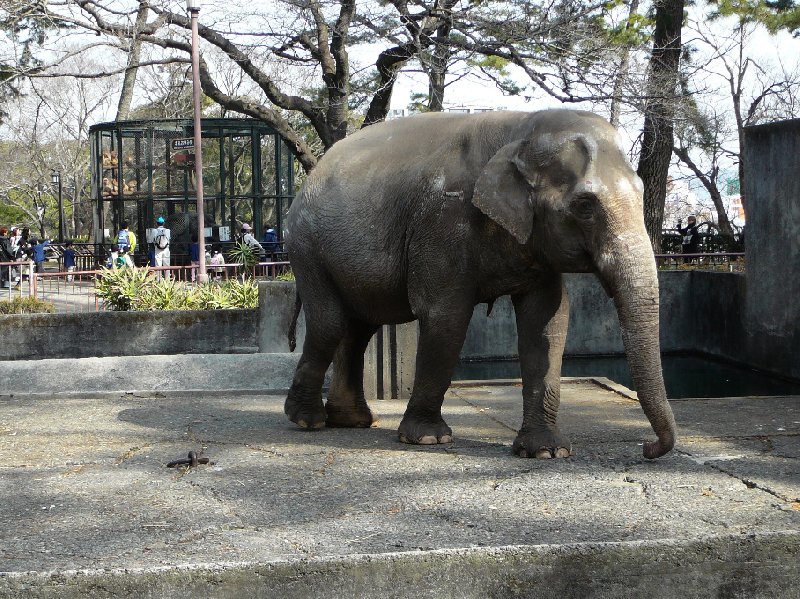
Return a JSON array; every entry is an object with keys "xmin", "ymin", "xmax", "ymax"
[
  {"xmin": 190, "ymin": 6, "xmax": 208, "ymax": 283},
  {"xmin": 58, "ymin": 176, "xmax": 64, "ymax": 242}
]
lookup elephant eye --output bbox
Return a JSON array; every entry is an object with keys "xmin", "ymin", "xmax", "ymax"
[{"xmin": 570, "ymin": 194, "xmax": 596, "ymax": 220}]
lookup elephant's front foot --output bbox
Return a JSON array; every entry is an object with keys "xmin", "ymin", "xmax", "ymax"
[
  {"xmin": 325, "ymin": 400, "xmax": 378, "ymax": 428},
  {"xmin": 513, "ymin": 428, "xmax": 571, "ymax": 459},
  {"xmin": 398, "ymin": 413, "xmax": 453, "ymax": 445},
  {"xmin": 284, "ymin": 391, "xmax": 326, "ymax": 430}
]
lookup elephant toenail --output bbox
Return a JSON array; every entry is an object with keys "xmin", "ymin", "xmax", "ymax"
[
  {"xmin": 439, "ymin": 435, "xmax": 453, "ymax": 443},
  {"xmin": 535, "ymin": 448, "xmax": 553, "ymax": 459},
  {"xmin": 555, "ymin": 448, "xmax": 570, "ymax": 458},
  {"xmin": 418, "ymin": 435, "xmax": 438, "ymax": 445}
]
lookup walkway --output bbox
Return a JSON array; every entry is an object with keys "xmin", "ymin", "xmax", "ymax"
[{"xmin": 1, "ymin": 374, "xmax": 797, "ymax": 597}]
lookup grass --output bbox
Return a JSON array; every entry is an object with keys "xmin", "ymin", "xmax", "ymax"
[{"xmin": 0, "ymin": 296, "xmax": 56, "ymax": 314}]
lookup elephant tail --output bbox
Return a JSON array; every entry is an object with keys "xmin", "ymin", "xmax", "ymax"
[{"xmin": 288, "ymin": 291, "xmax": 302, "ymax": 352}]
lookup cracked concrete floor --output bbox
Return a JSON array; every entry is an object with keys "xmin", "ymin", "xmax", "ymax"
[{"xmin": 0, "ymin": 380, "xmax": 798, "ymax": 574}]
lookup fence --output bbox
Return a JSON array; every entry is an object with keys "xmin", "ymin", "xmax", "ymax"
[
  {"xmin": 44, "ymin": 241, "xmax": 288, "ymax": 271},
  {"xmin": 655, "ymin": 252, "xmax": 745, "ymax": 271},
  {"xmin": 0, "ymin": 259, "xmax": 291, "ymax": 313}
]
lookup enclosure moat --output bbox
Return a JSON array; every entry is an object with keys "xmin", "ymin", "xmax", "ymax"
[{"xmin": 454, "ymin": 353, "xmax": 800, "ymax": 399}]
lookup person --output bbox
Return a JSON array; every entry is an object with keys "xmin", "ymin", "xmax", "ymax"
[
  {"xmin": 116, "ymin": 221, "xmax": 136, "ymax": 256},
  {"xmin": 116, "ymin": 247, "xmax": 133, "ymax": 269},
  {"xmin": 0, "ymin": 227, "xmax": 13, "ymax": 288},
  {"xmin": 241, "ymin": 223, "xmax": 265, "ymax": 260},
  {"xmin": 8, "ymin": 227, "xmax": 22, "ymax": 283},
  {"xmin": 63, "ymin": 241, "xmax": 77, "ymax": 282},
  {"xmin": 209, "ymin": 247, "xmax": 225, "ymax": 281},
  {"xmin": 15, "ymin": 236, "xmax": 32, "ymax": 282},
  {"xmin": 262, "ymin": 224, "xmax": 279, "ymax": 255},
  {"xmin": 30, "ymin": 238, "xmax": 51, "ymax": 274},
  {"xmin": 189, "ymin": 233, "xmax": 200, "ymax": 282},
  {"xmin": 152, "ymin": 216, "xmax": 171, "ymax": 277},
  {"xmin": 9, "ymin": 226, "xmax": 21, "ymax": 256},
  {"xmin": 107, "ymin": 244, "xmax": 120, "ymax": 269},
  {"xmin": 678, "ymin": 215, "xmax": 701, "ymax": 264}
]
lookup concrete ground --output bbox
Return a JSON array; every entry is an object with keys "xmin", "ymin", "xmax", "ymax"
[{"xmin": 1, "ymin": 377, "xmax": 798, "ymax": 598}]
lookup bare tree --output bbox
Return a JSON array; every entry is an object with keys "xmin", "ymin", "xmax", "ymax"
[
  {"xmin": 0, "ymin": 63, "xmax": 118, "ymax": 239},
  {"xmin": 116, "ymin": 0, "xmax": 151, "ymax": 120},
  {"xmin": 8, "ymin": 0, "xmax": 645, "ymax": 175},
  {"xmin": 671, "ymin": 17, "xmax": 800, "ymax": 239}
]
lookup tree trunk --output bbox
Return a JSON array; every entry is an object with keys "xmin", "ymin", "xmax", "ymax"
[
  {"xmin": 116, "ymin": 1, "xmax": 149, "ymax": 121},
  {"xmin": 636, "ymin": 0, "xmax": 684, "ymax": 253},
  {"xmin": 427, "ymin": 23, "xmax": 452, "ymax": 112}
]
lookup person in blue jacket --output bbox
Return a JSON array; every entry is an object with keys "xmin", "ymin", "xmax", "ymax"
[
  {"xmin": 30, "ymin": 238, "xmax": 51, "ymax": 273},
  {"xmin": 262, "ymin": 224, "xmax": 279, "ymax": 255}
]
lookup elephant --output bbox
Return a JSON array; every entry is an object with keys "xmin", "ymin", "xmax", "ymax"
[{"xmin": 284, "ymin": 108, "xmax": 677, "ymax": 460}]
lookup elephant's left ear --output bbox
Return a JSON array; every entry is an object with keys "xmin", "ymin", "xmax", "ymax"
[{"xmin": 472, "ymin": 140, "xmax": 533, "ymax": 245}]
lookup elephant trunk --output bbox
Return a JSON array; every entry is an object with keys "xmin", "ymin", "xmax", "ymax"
[{"xmin": 600, "ymin": 231, "xmax": 677, "ymax": 459}]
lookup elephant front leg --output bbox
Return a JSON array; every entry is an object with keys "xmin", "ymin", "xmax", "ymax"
[{"xmin": 512, "ymin": 275, "xmax": 572, "ymax": 459}]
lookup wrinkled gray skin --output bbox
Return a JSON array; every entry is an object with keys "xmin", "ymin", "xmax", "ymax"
[{"xmin": 285, "ymin": 109, "xmax": 677, "ymax": 460}]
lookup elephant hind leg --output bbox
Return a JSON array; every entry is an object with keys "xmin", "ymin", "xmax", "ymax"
[
  {"xmin": 325, "ymin": 319, "xmax": 379, "ymax": 428},
  {"xmin": 284, "ymin": 288, "xmax": 347, "ymax": 430},
  {"xmin": 398, "ymin": 306, "xmax": 473, "ymax": 445}
]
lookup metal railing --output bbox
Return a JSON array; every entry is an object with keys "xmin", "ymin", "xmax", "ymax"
[
  {"xmin": 0, "ymin": 259, "xmax": 291, "ymax": 313},
  {"xmin": 655, "ymin": 252, "xmax": 745, "ymax": 271}
]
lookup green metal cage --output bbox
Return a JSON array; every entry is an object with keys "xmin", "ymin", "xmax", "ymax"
[{"xmin": 89, "ymin": 118, "xmax": 296, "ymax": 263}]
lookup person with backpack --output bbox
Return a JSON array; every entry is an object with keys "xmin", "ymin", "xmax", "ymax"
[
  {"xmin": 152, "ymin": 216, "xmax": 171, "ymax": 278},
  {"xmin": 116, "ymin": 221, "xmax": 137, "ymax": 257}
]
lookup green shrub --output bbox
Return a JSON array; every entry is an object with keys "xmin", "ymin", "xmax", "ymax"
[
  {"xmin": 227, "ymin": 241, "xmax": 258, "ymax": 276},
  {"xmin": 0, "ymin": 296, "xmax": 56, "ymax": 314},
  {"xmin": 219, "ymin": 278, "xmax": 259, "ymax": 308},
  {"xmin": 94, "ymin": 267, "xmax": 258, "ymax": 311},
  {"xmin": 94, "ymin": 267, "xmax": 154, "ymax": 311},
  {"xmin": 275, "ymin": 269, "xmax": 295, "ymax": 281}
]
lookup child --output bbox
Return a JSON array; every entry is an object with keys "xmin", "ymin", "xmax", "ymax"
[
  {"xmin": 31, "ymin": 238, "xmax": 51, "ymax": 274},
  {"xmin": 209, "ymin": 247, "xmax": 225, "ymax": 281},
  {"xmin": 107, "ymin": 244, "xmax": 120, "ymax": 269},
  {"xmin": 116, "ymin": 247, "xmax": 133, "ymax": 269},
  {"xmin": 63, "ymin": 241, "xmax": 76, "ymax": 282}
]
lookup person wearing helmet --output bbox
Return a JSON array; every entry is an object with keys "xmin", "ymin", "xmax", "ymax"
[{"xmin": 152, "ymin": 216, "xmax": 171, "ymax": 277}]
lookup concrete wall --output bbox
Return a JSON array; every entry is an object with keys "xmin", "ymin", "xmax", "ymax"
[
  {"xmin": 461, "ymin": 271, "xmax": 694, "ymax": 360},
  {"xmin": 0, "ymin": 309, "xmax": 258, "ymax": 361},
  {"xmin": 742, "ymin": 119, "xmax": 800, "ymax": 378}
]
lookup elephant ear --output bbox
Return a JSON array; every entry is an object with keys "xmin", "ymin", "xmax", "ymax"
[{"xmin": 472, "ymin": 140, "xmax": 534, "ymax": 245}]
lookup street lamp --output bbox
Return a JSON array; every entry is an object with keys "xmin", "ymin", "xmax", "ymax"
[
  {"xmin": 51, "ymin": 170, "xmax": 64, "ymax": 242},
  {"xmin": 188, "ymin": 0, "xmax": 208, "ymax": 283}
]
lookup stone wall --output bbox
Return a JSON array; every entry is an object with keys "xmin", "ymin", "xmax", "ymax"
[
  {"xmin": 460, "ymin": 271, "xmax": 694, "ymax": 360},
  {"xmin": 0, "ymin": 309, "xmax": 258, "ymax": 361},
  {"xmin": 742, "ymin": 119, "xmax": 800, "ymax": 378}
]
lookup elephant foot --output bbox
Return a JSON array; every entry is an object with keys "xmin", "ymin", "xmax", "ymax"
[
  {"xmin": 398, "ymin": 414, "xmax": 453, "ymax": 445},
  {"xmin": 513, "ymin": 428, "xmax": 571, "ymax": 459},
  {"xmin": 325, "ymin": 401, "xmax": 378, "ymax": 428},
  {"xmin": 284, "ymin": 392, "xmax": 326, "ymax": 430}
]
